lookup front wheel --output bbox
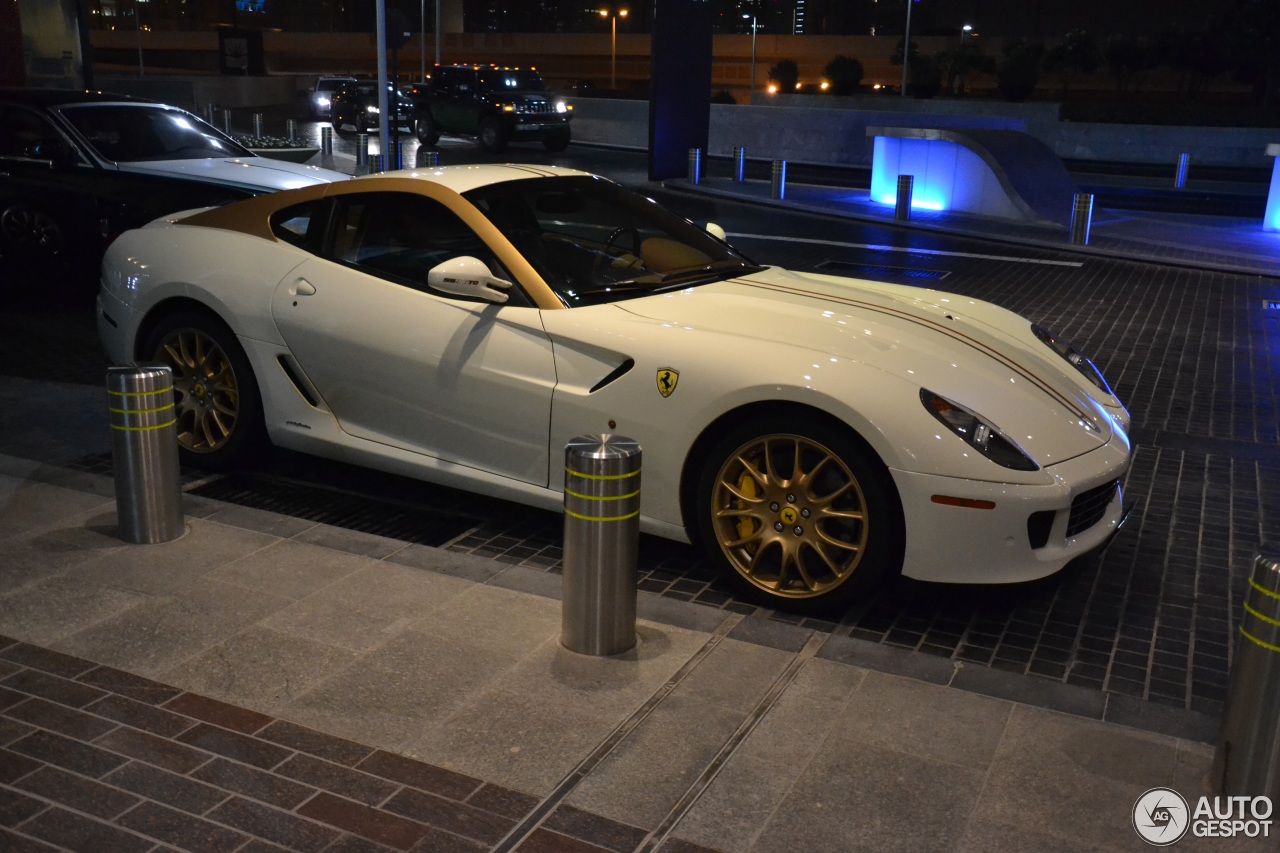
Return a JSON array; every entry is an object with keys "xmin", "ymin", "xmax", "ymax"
[
  {"xmin": 142, "ymin": 311, "xmax": 264, "ymax": 470},
  {"xmin": 478, "ymin": 116, "xmax": 509, "ymax": 154},
  {"xmin": 414, "ymin": 114, "xmax": 440, "ymax": 145},
  {"xmin": 694, "ymin": 415, "xmax": 904, "ymax": 614},
  {"xmin": 543, "ymin": 128, "xmax": 571, "ymax": 152}
]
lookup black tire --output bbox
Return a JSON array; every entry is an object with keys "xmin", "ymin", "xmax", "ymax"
[
  {"xmin": 1, "ymin": 202, "xmax": 66, "ymax": 260},
  {"xmin": 414, "ymin": 113, "xmax": 440, "ymax": 145},
  {"xmin": 542, "ymin": 128, "xmax": 571, "ymax": 152},
  {"xmin": 478, "ymin": 116, "xmax": 509, "ymax": 154},
  {"xmin": 141, "ymin": 310, "xmax": 265, "ymax": 471},
  {"xmin": 693, "ymin": 414, "xmax": 904, "ymax": 614}
]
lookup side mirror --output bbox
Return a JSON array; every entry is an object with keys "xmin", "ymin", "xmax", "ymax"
[
  {"xmin": 705, "ymin": 222, "xmax": 727, "ymax": 241},
  {"xmin": 427, "ymin": 256, "xmax": 511, "ymax": 304},
  {"xmin": 32, "ymin": 140, "xmax": 78, "ymax": 169}
]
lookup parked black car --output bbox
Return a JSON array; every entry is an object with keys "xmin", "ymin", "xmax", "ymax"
[
  {"xmin": 329, "ymin": 80, "xmax": 414, "ymax": 134},
  {"xmin": 410, "ymin": 65, "xmax": 572, "ymax": 154},
  {"xmin": 0, "ymin": 88, "xmax": 346, "ymax": 278}
]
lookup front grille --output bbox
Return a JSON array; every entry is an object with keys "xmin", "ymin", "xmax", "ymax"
[
  {"xmin": 1067, "ymin": 480, "xmax": 1118, "ymax": 537},
  {"xmin": 520, "ymin": 99, "xmax": 554, "ymax": 114}
]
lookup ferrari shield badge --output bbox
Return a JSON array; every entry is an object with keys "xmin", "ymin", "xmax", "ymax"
[{"xmin": 656, "ymin": 367, "xmax": 679, "ymax": 398}]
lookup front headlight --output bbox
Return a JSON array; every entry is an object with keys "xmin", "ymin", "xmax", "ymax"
[
  {"xmin": 555, "ymin": 100, "xmax": 569, "ymax": 113},
  {"xmin": 920, "ymin": 390, "xmax": 1039, "ymax": 471},
  {"xmin": 1031, "ymin": 324, "xmax": 1113, "ymax": 397},
  {"xmin": 365, "ymin": 105, "xmax": 380, "ymax": 114}
]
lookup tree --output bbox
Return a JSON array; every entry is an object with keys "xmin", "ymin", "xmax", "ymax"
[
  {"xmin": 908, "ymin": 54, "xmax": 942, "ymax": 99},
  {"xmin": 1102, "ymin": 35, "xmax": 1152, "ymax": 95},
  {"xmin": 767, "ymin": 59, "xmax": 799, "ymax": 92},
  {"xmin": 823, "ymin": 55, "xmax": 863, "ymax": 96},
  {"xmin": 996, "ymin": 38, "xmax": 1044, "ymax": 103},
  {"xmin": 1042, "ymin": 29, "xmax": 1101, "ymax": 99},
  {"xmin": 938, "ymin": 40, "xmax": 996, "ymax": 96}
]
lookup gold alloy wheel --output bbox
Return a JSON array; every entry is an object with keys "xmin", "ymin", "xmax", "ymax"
[
  {"xmin": 711, "ymin": 434, "xmax": 870, "ymax": 599},
  {"xmin": 155, "ymin": 328, "xmax": 240, "ymax": 454}
]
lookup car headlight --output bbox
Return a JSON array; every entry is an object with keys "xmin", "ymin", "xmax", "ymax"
[
  {"xmin": 555, "ymin": 100, "xmax": 568, "ymax": 113},
  {"xmin": 920, "ymin": 390, "xmax": 1039, "ymax": 471},
  {"xmin": 1031, "ymin": 324, "xmax": 1113, "ymax": 397},
  {"xmin": 316, "ymin": 96, "xmax": 330, "ymax": 107},
  {"xmin": 365, "ymin": 105, "xmax": 379, "ymax": 114}
]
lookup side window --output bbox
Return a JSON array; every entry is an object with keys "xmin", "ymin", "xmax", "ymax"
[
  {"xmin": 326, "ymin": 192, "xmax": 499, "ymax": 294},
  {"xmin": 269, "ymin": 201, "xmax": 319, "ymax": 248},
  {"xmin": 0, "ymin": 105, "xmax": 82, "ymax": 164}
]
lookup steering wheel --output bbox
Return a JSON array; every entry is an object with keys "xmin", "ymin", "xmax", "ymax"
[{"xmin": 591, "ymin": 226, "xmax": 641, "ymax": 276}]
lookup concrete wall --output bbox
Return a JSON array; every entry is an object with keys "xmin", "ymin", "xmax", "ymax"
[{"xmin": 571, "ymin": 97, "xmax": 1280, "ymax": 170}]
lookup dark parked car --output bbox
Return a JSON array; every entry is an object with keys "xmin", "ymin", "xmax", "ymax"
[
  {"xmin": 410, "ymin": 65, "xmax": 572, "ymax": 153},
  {"xmin": 0, "ymin": 88, "xmax": 347, "ymax": 277},
  {"xmin": 329, "ymin": 80, "xmax": 414, "ymax": 134}
]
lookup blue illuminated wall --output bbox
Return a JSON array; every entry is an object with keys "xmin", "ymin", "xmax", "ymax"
[
  {"xmin": 1265, "ymin": 154, "xmax": 1280, "ymax": 232},
  {"xmin": 870, "ymin": 136, "xmax": 1022, "ymax": 221}
]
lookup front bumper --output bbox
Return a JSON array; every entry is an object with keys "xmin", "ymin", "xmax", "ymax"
[{"xmin": 890, "ymin": 437, "xmax": 1130, "ymax": 585}]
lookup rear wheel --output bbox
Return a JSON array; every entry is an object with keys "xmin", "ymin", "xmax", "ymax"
[
  {"xmin": 142, "ymin": 311, "xmax": 264, "ymax": 470},
  {"xmin": 478, "ymin": 116, "xmax": 509, "ymax": 154},
  {"xmin": 694, "ymin": 415, "xmax": 903, "ymax": 613},
  {"xmin": 1, "ymin": 203, "xmax": 66, "ymax": 259}
]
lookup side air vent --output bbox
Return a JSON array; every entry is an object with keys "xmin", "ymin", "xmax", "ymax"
[
  {"xmin": 589, "ymin": 358, "xmax": 635, "ymax": 394},
  {"xmin": 276, "ymin": 355, "xmax": 320, "ymax": 408}
]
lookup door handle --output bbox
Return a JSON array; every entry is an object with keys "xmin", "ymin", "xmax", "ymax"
[{"xmin": 293, "ymin": 280, "xmax": 317, "ymax": 296}]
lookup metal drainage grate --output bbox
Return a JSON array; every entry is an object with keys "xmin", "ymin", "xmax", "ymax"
[
  {"xmin": 190, "ymin": 473, "xmax": 478, "ymax": 547},
  {"xmin": 816, "ymin": 260, "xmax": 950, "ymax": 281}
]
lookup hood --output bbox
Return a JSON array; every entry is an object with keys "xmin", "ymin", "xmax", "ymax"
[
  {"xmin": 616, "ymin": 266, "xmax": 1117, "ymax": 467},
  {"xmin": 118, "ymin": 157, "xmax": 349, "ymax": 192}
]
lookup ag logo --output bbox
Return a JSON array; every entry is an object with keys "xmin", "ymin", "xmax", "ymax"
[
  {"xmin": 656, "ymin": 368, "xmax": 679, "ymax": 398},
  {"xmin": 1133, "ymin": 787, "xmax": 1189, "ymax": 846}
]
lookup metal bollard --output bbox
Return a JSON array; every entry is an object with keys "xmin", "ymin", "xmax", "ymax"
[
  {"xmin": 1175, "ymin": 152, "xmax": 1190, "ymax": 189},
  {"xmin": 356, "ymin": 133, "xmax": 369, "ymax": 171},
  {"xmin": 687, "ymin": 147, "xmax": 703, "ymax": 184},
  {"xmin": 771, "ymin": 159, "xmax": 787, "ymax": 200},
  {"xmin": 286, "ymin": 118, "xmax": 297, "ymax": 142},
  {"xmin": 1212, "ymin": 545, "xmax": 1280, "ymax": 799},
  {"xmin": 370, "ymin": 153, "xmax": 384, "ymax": 174},
  {"xmin": 252, "ymin": 112, "xmax": 263, "ymax": 139},
  {"xmin": 1070, "ymin": 192, "xmax": 1094, "ymax": 245},
  {"xmin": 320, "ymin": 125, "xmax": 333, "ymax": 155},
  {"xmin": 895, "ymin": 175, "xmax": 914, "ymax": 221},
  {"xmin": 416, "ymin": 148, "xmax": 439, "ymax": 168},
  {"xmin": 204, "ymin": 103, "xmax": 216, "ymax": 125},
  {"xmin": 561, "ymin": 435, "xmax": 641, "ymax": 656},
  {"xmin": 107, "ymin": 364, "xmax": 184, "ymax": 544},
  {"xmin": 733, "ymin": 146, "xmax": 746, "ymax": 183},
  {"xmin": 393, "ymin": 140, "xmax": 402, "ymax": 171},
  {"xmin": 221, "ymin": 109, "xmax": 232, "ymax": 137}
]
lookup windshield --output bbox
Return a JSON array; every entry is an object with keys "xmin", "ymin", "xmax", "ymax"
[
  {"xmin": 478, "ymin": 70, "xmax": 547, "ymax": 92},
  {"xmin": 57, "ymin": 104, "xmax": 252, "ymax": 162},
  {"xmin": 464, "ymin": 175, "xmax": 761, "ymax": 307}
]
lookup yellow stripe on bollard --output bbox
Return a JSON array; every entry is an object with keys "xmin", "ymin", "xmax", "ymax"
[
  {"xmin": 1239, "ymin": 627, "xmax": 1280, "ymax": 655},
  {"xmin": 564, "ymin": 487, "xmax": 640, "ymax": 502},
  {"xmin": 565, "ymin": 467, "xmax": 641, "ymax": 481},
  {"xmin": 110, "ymin": 419, "xmax": 178, "ymax": 432},
  {"xmin": 564, "ymin": 508, "xmax": 641, "ymax": 523}
]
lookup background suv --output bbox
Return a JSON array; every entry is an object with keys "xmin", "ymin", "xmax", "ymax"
[
  {"xmin": 410, "ymin": 65, "xmax": 571, "ymax": 153},
  {"xmin": 309, "ymin": 76, "xmax": 355, "ymax": 118},
  {"xmin": 330, "ymin": 81, "xmax": 414, "ymax": 134}
]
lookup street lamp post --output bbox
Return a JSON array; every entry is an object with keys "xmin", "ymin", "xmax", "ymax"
[
  {"xmin": 600, "ymin": 8, "xmax": 629, "ymax": 91},
  {"xmin": 743, "ymin": 13, "xmax": 758, "ymax": 104},
  {"xmin": 960, "ymin": 24, "xmax": 972, "ymax": 44},
  {"xmin": 900, "ymin": 0, "xmax": 914, "ymax": 97}
]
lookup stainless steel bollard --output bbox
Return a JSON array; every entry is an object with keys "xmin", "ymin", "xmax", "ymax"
[
  {"xmin": 252, "ymin": 112, "xmax": 263, "ymax": 138},
  {"xmin": 771, "ymin": 159, "xmax": 787, "ymax": 200},
  {"xmin": 356, "ymin": 133, "xmax": 369, "ymax": 171},
  {"xmin": 107, "ymin": 364, "xmax": 184, "ymax": 544},
  {"xmin": 561, "ymin": 435, "xmax": 641, "ymax": 656},
  {"xmin": 393, "ymin": 140, "xmax": 402, "ymax": 171},
  {"xmin": 733, "ymin": 146, "xmax": 746, "ymax": 183},
  {"xmin": 221, "ymin": 109, "xmax": 232, "ymax": 136},
  {"xmin": 1175, "ymin": 152, "xmax": 1190, "ymax": 189},
  {"xmin": 895, "ymin": 175, "xmax": 914, "ymax": 221},
  {"xmin": 1070, "ymin": 192, "xmax": 1094, "ymax": 245},
  {"xmin": 687, "ymin": 147, "xmax": 703, "ymax": 184},
  {"xmin": 370, "ymin": 153, "xmax": 384, "ymax": 174},
  {"xmin": 204, "ymin": 103, "xmax": 216, "ymax": 125},
  {"xmin": 1212, "ymin": 546, "xmax": 1280, "ymax": 799},
  {"xmin": 320, "ymin": 126, "xmax": 333, "ymax": 155},
  {"xmin": 286, "ymin": 118, "xmax": 297, "ymax": 142},
  {"xmin": 416, "ymin": 148, "xmax": 439, "ymax": 168}
]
